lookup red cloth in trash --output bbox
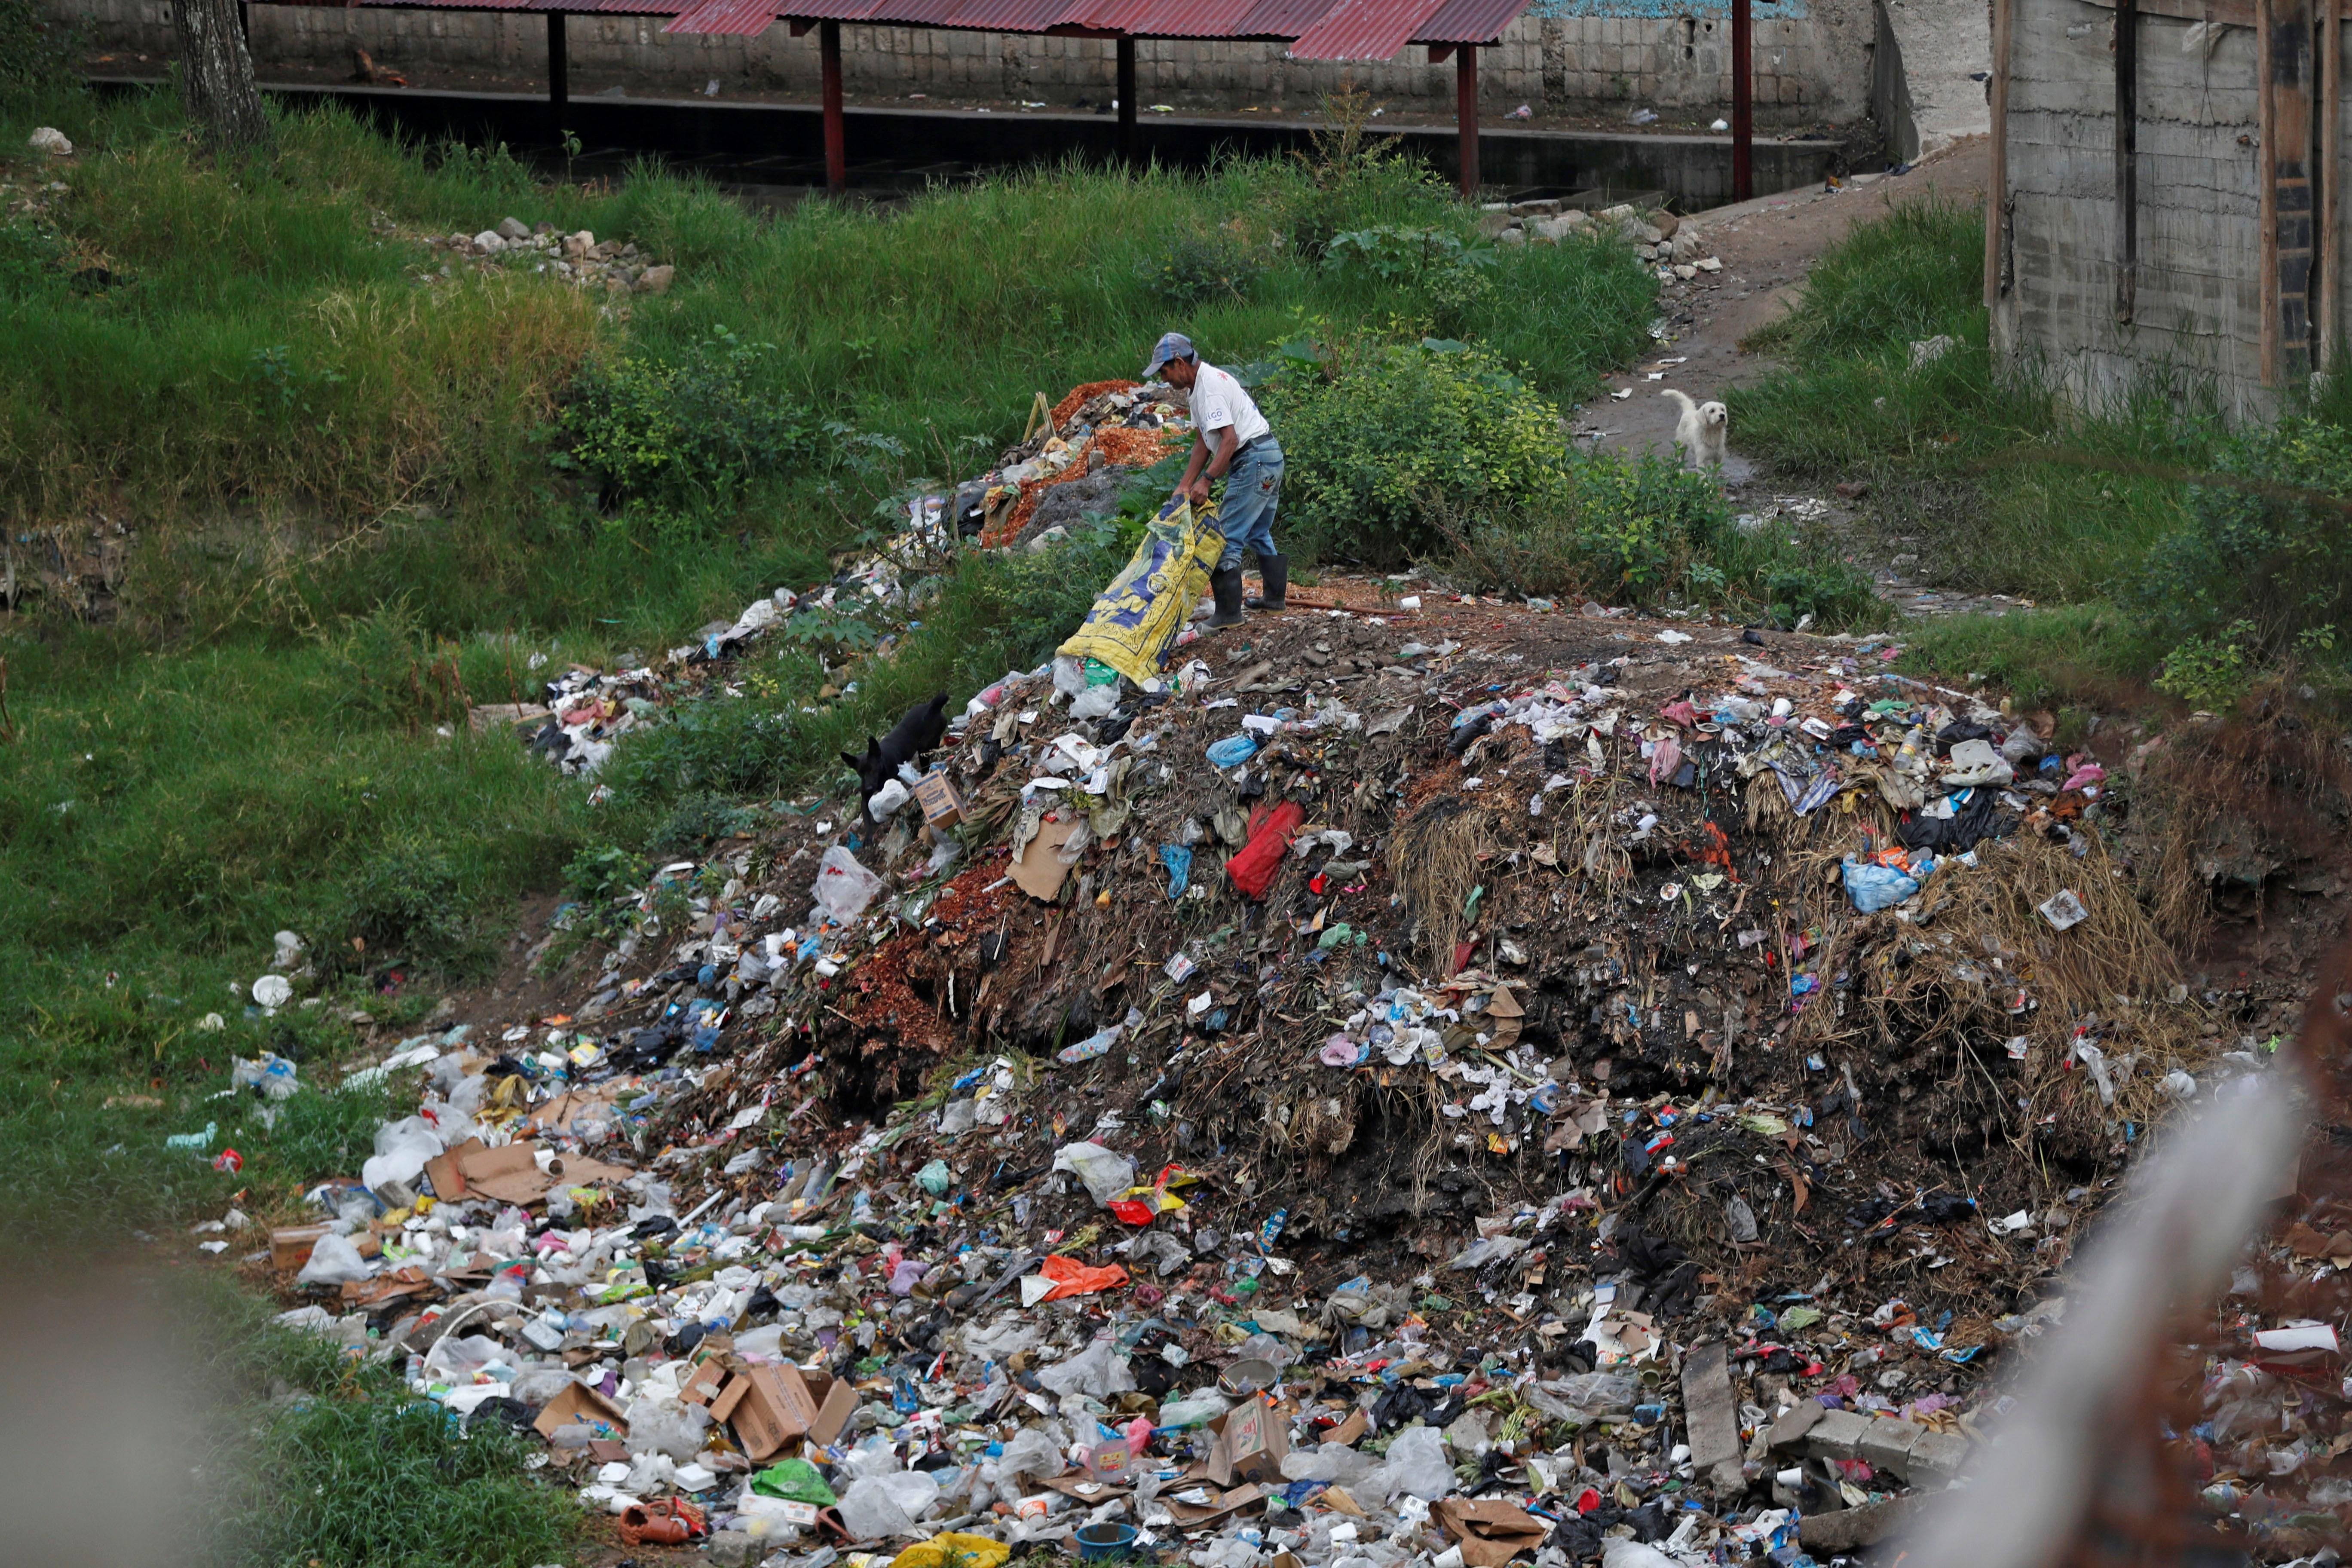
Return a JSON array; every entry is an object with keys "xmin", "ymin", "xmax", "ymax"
[
  {"xmin": 1224, "ymin": 801, "xmax": 1305, "ymax": 900},
  {"xmin": 1036, "ymin": 1254, "xmax": 1130, "ymax": 1300}
]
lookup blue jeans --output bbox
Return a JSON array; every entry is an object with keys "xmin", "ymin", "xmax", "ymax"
[{"xmin": 1215, "ymin": 438, "xmax": 1284, "ymax": 573}]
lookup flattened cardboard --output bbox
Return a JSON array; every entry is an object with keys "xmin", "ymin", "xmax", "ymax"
[
  {"xmin": 1430, "ymin": 1499, "xmax": 1548, "ymax": 1568},
  {"xmin": 1162, "ymin": 1482, "xmax": 1265, "ymax": 1526},
  {"xmin": 1010, "ymin": 817, "xmax": 1082, "ymax": 902},
  {"xmin": 424, "ymin": 1136, "xmax": 487, "ymax": 1201},
  {"xmin": 458, "ymin": 1142, "xmax": 548, "ymax": 1204},
  {"xmin": 1325, "ymin": 1408, "xmax": 1368, "ymax": 1448},
  {"xmin": 533, "ymin": 1379, "xmax": 630, "ymax": 1442}
]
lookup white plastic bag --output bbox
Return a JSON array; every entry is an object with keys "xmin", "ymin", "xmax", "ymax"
[
  {"xmin": 811, "ymin": 846, "xmax": 884, "ymax": 926},
  {"xmin": 1052, "ymin": 1141, "xmax": 1137, "ymax": 1207},
  {"xmin": 837, "ymin": 1470, "xmax": 939, "ymax": 1539},
  {"xmin": 362, "ymin": 1114, "xmax": 445, "ymax": 1191},
  {"xmin": 1372, "ymin": 1423, "xmax": 1453, "ymax": 1501},
  {"xmin": 1038, "ymin": 1337, "xmax": 1136, "ymax": 1400},
  {"xmin": 294, "ymin": 1232, "xmax": 374, "ymax": 1286}
]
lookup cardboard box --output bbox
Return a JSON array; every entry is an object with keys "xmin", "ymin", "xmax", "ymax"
[
  {"xmin": 913, "ymin": 769, "xmax": 967, "ymax": 831},
  {"xmin": 533, "ymin": 1379, "xmax": 631, "ymax": 1442},
  {"xmin": 270, "ymin": 1224, "xmax": 330, "ymax": 1271},
  {"xmin": 1430, "ymin": 1499, "xmax": 1549, "ymax": 1568},
  {"xmin": 1206, "ymin": 1393, "xmax": 1291, "ymax": 1485},
  {"xmin": 710, "ymin": 1363, "xmax": 858, "ymax": 1462}
]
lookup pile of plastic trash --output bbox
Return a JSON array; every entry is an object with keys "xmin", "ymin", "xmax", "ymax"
[{"xmin": 203, "ymin": 552, "xmax": 2243, "ymax": 1568}]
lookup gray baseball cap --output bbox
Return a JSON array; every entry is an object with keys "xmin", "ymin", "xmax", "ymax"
[{"xmin": 1142, "ymin": 331, "xmax": 1196, "ymax": 379}]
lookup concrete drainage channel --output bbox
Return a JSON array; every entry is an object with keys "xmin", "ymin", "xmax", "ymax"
[{"xmin": 91, "ymin": 77, "xmax": 1854, "ymax": 208}]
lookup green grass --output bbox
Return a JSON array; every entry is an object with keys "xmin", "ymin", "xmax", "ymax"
[{"xmin": 1729, "ymin": 194, "xmax": 2238, "ymax": 695}]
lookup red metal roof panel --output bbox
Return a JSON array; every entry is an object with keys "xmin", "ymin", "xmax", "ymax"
[
  {"xmin": 1284, "ymin": 0, "xmax": 1444, "ymax": 58},
  {"xmin": 936, "ymin": 0, "xmax": 1089, "ymax": 31},
  {"xmin": 1228, "ymin": 0, "xmax": 1336, "ymax": 39},
  {"xmin": 665, "ymin": 0, "xmax": 781, "ymax": 30},
  {"xmin": 1097, "ymin": 0, "xmax": 1269, "ymax": 37},
  {"xmin": 1407, "ymin": 0, "xmax": 1525, "ymax": 42}
]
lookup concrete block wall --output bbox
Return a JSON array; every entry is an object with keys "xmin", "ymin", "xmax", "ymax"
[
  {"xmin": 58, "ymin": 0, "xmax": 1872, "ymax": 123},
  {"xmin": 1993, "ymin": 0, "xmax": 2276, "ymax": 418}
]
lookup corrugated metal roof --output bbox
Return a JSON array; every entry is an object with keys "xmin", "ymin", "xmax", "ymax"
[
  {"xmin": 1283, "ymin": 0, "xmax": 1446, "ymax": 58},
  {"xmin": 665, "ymin": 0, "xmax": 781, "ymax": 32},
  {"xmin": 1228, "ymin": 0, "xmax": 1334, "ymax": 39},
  {"xmin": 1407, "ymin": 0, "xmax": 1522, "ymax": 42},
  {"xmin": 318, "ymin": 0, "xmax": 1529, "ymax": 54},
  {"xmin": 1089, "ymin": 0, "xmax": 1265, "ymax": 37}
]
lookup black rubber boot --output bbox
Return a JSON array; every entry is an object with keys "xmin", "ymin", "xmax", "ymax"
[
  {"xmin": 1207, "ymin": 565, "xmax": 1246, "ymax": 628},
  {"xmin": 1246, "ymin": 553, "xmax": 1288, "ymax": 612}
]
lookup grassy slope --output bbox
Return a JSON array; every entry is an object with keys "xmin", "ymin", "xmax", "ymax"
[{"xmin": 1728, "ymin": 196, "xmax": 2202, "ymax": 698}]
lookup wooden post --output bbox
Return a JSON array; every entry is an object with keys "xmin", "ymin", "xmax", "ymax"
[
  {"xmin": 1731, "ymin": 0, "xmax": 1752, "ymax": 200},
  {"xmin": 1455, "ymin": 44, "xmax": 1479, "ymax": 199},
  {"xmin": 2324, "ymin": 5, "xmax": 2341, "ymax": 371},
  {"xmin": 821, "ymin": 18, "xmax": 846, "ymax": 194},
  {"xmin": 1117, "ymin": 36, "xmax": 1137, "ymax": 168},
  {"xmin": 547, "ymin": 10, "xmax": 568, "ymax": 126},
  {"xmin": 2261, "ymin": 0, "xmax": 2316, "ymax": 385},
  {"xmin": 1984, "ymin": 0, "xmax": 2013, "ymax": 305},
  {"xmin": 2115, "ymin": 0, "xmax": 2137, "ymax": 322}
]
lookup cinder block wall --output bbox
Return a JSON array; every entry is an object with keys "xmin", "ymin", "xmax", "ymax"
[
  {"xmin": 1992, "ymin": 0, "xmax": 2282, "ymax": 417},
  {"xmin": 59, "ymin": 0, "xmax": 1873, "ymax": 124}
]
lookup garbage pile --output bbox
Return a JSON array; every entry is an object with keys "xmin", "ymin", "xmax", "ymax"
[
  {"xmin": 204, "ymin": 566, "xmax": 2232, "ymax": 1563},
  {"xmin": 949, "ymin": 379, "xmax": 1191, "ymax": 551}
]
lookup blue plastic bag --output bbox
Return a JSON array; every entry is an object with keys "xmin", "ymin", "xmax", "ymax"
[
  {"xmin": 1842, "ymin": 857, "xmax": 1919, "ymax": 913},
  {"xmin": 1207, "ymin": 734, "xmax": 1259, "ymax": 768},
  {"xmin": 1158, "ymin": 844, "xmax": 1192, "ymax": 900}
]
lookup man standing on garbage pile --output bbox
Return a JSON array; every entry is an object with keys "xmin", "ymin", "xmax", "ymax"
[{"xmin": 1145, "ymin": 331, "xmax": 1286, "ymax": 628}]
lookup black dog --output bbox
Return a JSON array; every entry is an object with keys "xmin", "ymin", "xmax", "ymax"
[{"xmin": 843, "ymin": 692, "xmax": 950, "ymax": 821}]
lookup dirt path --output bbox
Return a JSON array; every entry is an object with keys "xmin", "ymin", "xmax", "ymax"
[{"xmin": 1575, "ymin": 135, "xmax": 1991, "ymax": 473}]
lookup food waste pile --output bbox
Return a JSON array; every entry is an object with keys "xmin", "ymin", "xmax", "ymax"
[{"xmin": 203, "ymin": 472, "xmax": 2267, "ymax": 1567}]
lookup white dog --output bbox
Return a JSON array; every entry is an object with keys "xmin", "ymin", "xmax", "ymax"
[{"xmin": 1660, "ymin": 389, "xmax": 1729, "ymax": 470}]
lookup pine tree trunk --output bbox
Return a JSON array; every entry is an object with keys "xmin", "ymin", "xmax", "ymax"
[{"xmin": 176, "ymin": 0, "xmax": 271, "ymax": 153}]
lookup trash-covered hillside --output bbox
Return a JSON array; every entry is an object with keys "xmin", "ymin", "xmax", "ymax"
[{"xmin": 201, "ymin": 371, "xmax": 2323, "ymax": 1568}]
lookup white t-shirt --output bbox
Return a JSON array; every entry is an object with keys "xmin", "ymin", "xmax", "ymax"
[{"xmin": 1189, "ymin": 362, "xmax": 1271, "ymax": 449}]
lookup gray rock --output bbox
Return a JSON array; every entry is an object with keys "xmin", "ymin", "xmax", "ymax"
[
  {"xmin": 1679, "ymin": 1341, "xmax": 1745, "ymax": 1494},
  {"xmin": 496, "ymin": 216, "xmax": 530, "ymax": 241},
  {"xmin": 636, "ymin": 264, "xmax": 677, "ymax": 295},
  {"xmin": 1764, "ymin": 1400, "xmax": 1824, "ymax": 1452},
  {"xmin": 1798, "ymin": 1494, "xmax": 1924, "ymax": 1553},
  {"xmin": 1857, "ymin": 1417, "xmax": 1923, "ymax": 1476},
  {"xmin": 706, "ymin": 1528, "xmax": 760, "ymax": 1566},
  {"xmin": 1802, "ymin": 1408, "xmax": 1871, "ymax": 1460},
  {"xmin": 1907, "ymin": 1428, "xmax": 1972, "ymax": 1484},
  {"xmin": 472, "ymin": 230, "xmax": 506, "ymax": 254},
  {"xmin": 1020, "ymin": 467, "xmax": 1127, "ymax": 543}
]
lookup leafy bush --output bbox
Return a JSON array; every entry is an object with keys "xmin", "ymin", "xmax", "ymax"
[
  {"xmin": 337, "ymin": 838, "xmax": 477, "ymax": 968},
  {"xmin": 1136, "ymin": 224, "xmax": 1271, "ymax": 307},
  {"xmin": 647, "ymin": 789, "xmax": 760, "ymax": 859},
  {"xmin": 2135, "ymin": 416, "xmax": 2352, "ymax": 683},
  {"xmin": 1279, "ymin": 88, "xmax": 1460, "ymax": 262},
  {"xmin": 1325, "ymin": 227, "xmax": 1498, "ymax": 335},
  {"xmin": 0, "ymin": 0, "xmax": 75, "ymax": 89},
  {"xmin": 319, "ymin": 597, "xmax": 470, "ymax": 730},
  {"xmin": 1266, "ymin": 339, "xmax": 1565, "ymax": 563},
  {"xmin": 1436, "ymin": 449, "xmax": 1886, "ymax": 627},
  {"xmin": 554, "ymin": 325, "xmax": 816, "ymax": 527}
]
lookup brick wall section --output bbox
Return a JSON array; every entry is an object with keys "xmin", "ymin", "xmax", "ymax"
[
  {"xmin": 1992, "ymin": 0, "xmax": 2281, "ymax": 417},
  {"xmin": 58, "ymin": 0, "xmax": 1873, "ymax": 122}
]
